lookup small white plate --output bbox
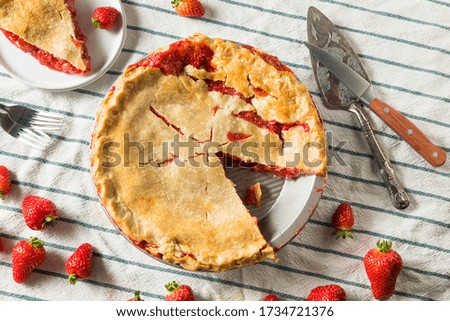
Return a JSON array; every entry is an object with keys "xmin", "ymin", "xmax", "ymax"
[{"xmin": 0, "ymin": 0, "xmax": 126, "ymax": 92}]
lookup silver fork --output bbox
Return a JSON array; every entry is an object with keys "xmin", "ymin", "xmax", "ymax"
[
  {"xmin": 0, "ymin": 112, "xmax": 51, "ymax": 149},
  {"xmin": 0, "ymin": 103, "xmax": 64, "ymax": 132}
]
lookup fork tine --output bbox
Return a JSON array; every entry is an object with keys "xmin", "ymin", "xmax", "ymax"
[
  {"xmin": 29, "ymin": 124, "xmax": 62, "ymax": 132},
  {"xmin": 32, "ymin": 111, "xmax": 65, "ymax": 120},
  {"xmin": 26, "ymin": 115, "xmax": 64, "ymax": 123},
  {"xmin": 18, "ymin": 132, "xmax": 47, "ymax": 149},
  {"xmin": 20, "ymin": 128, "xmax": 50, "ymax": 147},
  {"xmin": 17, "ymin": 135, "xmax": 44, "ymax": 150},
  {"xmin": 28, "ymin": 119, "xmax": 64, "ymax": 126}
]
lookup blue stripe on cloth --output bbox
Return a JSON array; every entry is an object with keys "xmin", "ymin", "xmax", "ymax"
[
  {"xmin": 0, "ymin": 261, "xmax": 164, "ymax": 300},
  {"xmin": 47, "ymin": 134, "xmax": 90, "ymax": 146},
  {"xmin": 0, "ymin": 150, "xmax": 90, "ymax": 173},
  {"xmin": 0, "ymin": 97, "xmax": 95, "ymax": 120},
  {"xmin": 427, "ymin": 0, "xmax": 450, "ymax": 7},
  {"xmin": 289, "ymin": 242, "xmax": 450, "ymax": 281},
  {"xmin": 318, "ymin": 0, "xmax": 450, "ymax": 31},
  {"xmin": 323, "ymin": 119, "xmax": 450, "ymax": 153},
  {"xmin": 310, "ymin": 220, "xmax": 450, "ymax": 254},
  {"xmin": 0, "ymin": 289, "xmax": 46, "ymax": 301},
  {"xmin": 328, "ymin": 171, "xmax": 450, "ymax": 203},
  {"xmin": 321, "ymin": 195, "xmax": 450, "ymax": 229},
  {"xmin": 331, "ymin": 147, "xmax": 450, "ymax": 178},
  {"xmin": 359, "ymin": 53, "xmax": 450, "ymax": 80},
  {"xmin": 11, "ymin": 180, "xmax": 98, "ymax": 202}
]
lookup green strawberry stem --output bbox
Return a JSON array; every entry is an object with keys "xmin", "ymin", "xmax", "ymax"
[
  {"xmin": 29, "ymin": 236, "xmax": 45, "ymax": 248},
  {"xmin": 336, "ymin": 229, "xmax": 353, "ymax": 239},
  {"xmin": 68, "ymin": 274, "xmax": 78, "ymax": 285},
  {"xmin": 91, "ymin": 18, "xmax": 101, "ymax": 28},
  {"xmin": 376, "ymin": 240, "xmax": 392, "ymax": 253},
  {"xmin": 165, "ymin": 281, "xmax": 179, "ymax": 292},
  {"xmin": 0, "ymin": 191, "xmax": 5, "ymax": 200},
  {"xmin": 43, "ymin": 216, "xmax": 58, "ymax": 227},
  {"xmin": 171, "ymin": 0, "xmax": 181, "ymax": 8},
  {"xmin": 134, "ymin": 291, "xmax": 141, "ymax": 301}
]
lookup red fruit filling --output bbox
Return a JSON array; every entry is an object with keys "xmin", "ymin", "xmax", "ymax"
[
  {"xmin": 234, "ymin": 111, "xmax": 310, "ymax": 136},
  {"xmin": 134, "ymin": 240, "xmax": 163, "ymax": 259},
  {"xmin": 242, "ymin": 45, "xmax": 293, "ymax": 73},
  {"xmin": 206, "ymin": 80, "xmax": 253, "ymax": 104},
  {"xmin": 245, "ymin": 182, "xmax": 262, "ymax": 207},
  {"xmin": 227, "ymin": 132, "xmax": 253, "ymax": 142},
  {"xmin": 1, "ymin": 0, "xmax": 90, "ymax": 75},
  {"xmin": 218, "ymin": 152, "xmax": 304, "ymax": 179},
  {"xmin": 132, "ymin": 40, "xmax": 215, "ymax": 76}
]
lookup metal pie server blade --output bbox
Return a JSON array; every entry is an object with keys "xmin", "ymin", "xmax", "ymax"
[{"xmin": 306, "ymin": 6, "xmax": 410, "ymax": 209}]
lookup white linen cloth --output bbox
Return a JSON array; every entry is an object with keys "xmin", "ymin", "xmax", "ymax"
[{"xmin": 0, "ymin": 0, "xmax": 448, "ymax": 301}]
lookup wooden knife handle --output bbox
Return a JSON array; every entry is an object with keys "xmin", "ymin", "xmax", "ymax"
[{"xmin": 368, "ymin": 98, "xmax": 446, "ymax": 167}]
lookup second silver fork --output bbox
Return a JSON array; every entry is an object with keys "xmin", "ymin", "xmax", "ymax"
[
  {"xmin": 0, "ymin": 112, "xmax": 51, "ymax": 149},
  {"xmin": 0, "ymin": 102, "xmax": 64, "ymax": 132}
]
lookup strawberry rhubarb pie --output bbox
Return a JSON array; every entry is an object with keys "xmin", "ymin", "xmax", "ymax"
[
  {"xmin": 0, "ymin": 0, "xmax": 91, "ymax": 75},
  {"xmin": 91, "ymin": 34, "xmax": 327, "ymax": 272}
]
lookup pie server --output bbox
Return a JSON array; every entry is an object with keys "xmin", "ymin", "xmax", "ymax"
[
  {"xmin": 305, "ymin": 8, "xmax": 446, "ymax": 168},
  {"xmin": 306, "ymin": 6, "xmax": 410, "ymax": 209}
]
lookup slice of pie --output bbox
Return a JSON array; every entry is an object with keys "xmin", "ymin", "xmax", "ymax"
[
  {"xmin": 0, "ymin": 0, "xmax": 91, "ymax": 75},
  {"xmin": 91, "ymin": 34, "xmax": 327, "ymax": 272}
]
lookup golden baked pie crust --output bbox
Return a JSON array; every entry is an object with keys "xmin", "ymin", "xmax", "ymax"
[
  {"xmin": 91, "ymin": 34, "xmax": 327, "ymax": 272},
  {"xmin": 0, "ymin": 0, "xmax": 87, "ymax": 70}
]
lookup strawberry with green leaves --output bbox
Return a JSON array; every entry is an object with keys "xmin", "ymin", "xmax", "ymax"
[
  {"xmin": 66, "ymin": 243, "xmax": 93, "ymax": 285},
  {"xmin": 92, "ymin": 6, "xmax": 120, "ymax": 30},
  {"xmin": 172, "ymin": 0, "xmax": 205, "ymax": 17},
  {"xmin": 22, "ymin": 196, "xmax": 59, "ymax": 230},
  {"xmin": 165, "ymin": 281, "xmax": 195, "ymax": 301},
  {"xmin": 0, "ymin": 166, "xmax": 11, "ymax": 200},
  {"xmin": 332, "ymin": 203, "xmax": 354, "ymax": 239},
  {"xmin": 364, "ymin": 240, "xmax": 402, "ymax": 300},
  {"xmin": 12, "ymin": 237, "xmax": 46, "ymax": 283}
]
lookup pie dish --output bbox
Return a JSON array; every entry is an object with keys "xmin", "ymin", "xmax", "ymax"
[
  {"xmin": 90, "ymin": 34, "xmax": 327, "ymax": 272},
  {"xmin": 0, "ymin": 0, "xmax": 91, "ymax": 75}
]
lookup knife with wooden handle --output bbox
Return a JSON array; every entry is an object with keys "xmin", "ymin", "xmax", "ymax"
[{"xmin": 305, "ymin": 42, "xmax": 446, "ymax": 167}]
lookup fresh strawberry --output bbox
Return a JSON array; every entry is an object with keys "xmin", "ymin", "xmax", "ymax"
[
  {"xmin": 364, "ymin": 240, "xmax": 402, "ymax": 300},
  {"xmin": 65, "ymin": 243, "xmax": 93, "ymax": 285},
  {"xmin": 0, "ymin": 238, "xmax": 4, "ymax": 252},
  {"xmin": 0, "ymin": 166, "xmax": 11, "ymax": 200},
  {"xmin": 22, "ymin": 196, "xmax": 58, "ymax": 230},
  {"xmin": 245, "ymin": 182, "xmax": 262, "ymax": 207},
  {"xmin": 172, "ymin": 0, "xmax": 205, "ymax": 17},
  {"xmin": 92, "ymin": 6, "xmax": 120, "ymax": 30},
  {"xmin": 12, "ymin": 237, "xmax": 46, "ymax": 283},
  {"xmin": 165, "ymin": 281, "xmax": 195, "ymax": 301},
  {"xmin": 128, "ymin": 290, "xmax": 143, "ymax": 301},
  {"xmin": 262, "ymin": 293, "xmax": 281, "ymax": 301},
  {"xmin": 307, "ymin": 284, "xmax": 347, "ymax": 301},
  {"xmin": 332, "ymin": 203, "xmax": 354, "ymax": 239}
]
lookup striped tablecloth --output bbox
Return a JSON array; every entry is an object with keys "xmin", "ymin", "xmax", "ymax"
[{"xmin": 0, "ymin": 0, "xmax": 449, "ymax": 301}]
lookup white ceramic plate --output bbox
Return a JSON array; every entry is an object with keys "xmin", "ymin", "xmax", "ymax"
[{"xmin": 0, "ymin": 0, "xmax": 126, "ymax": 91}]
